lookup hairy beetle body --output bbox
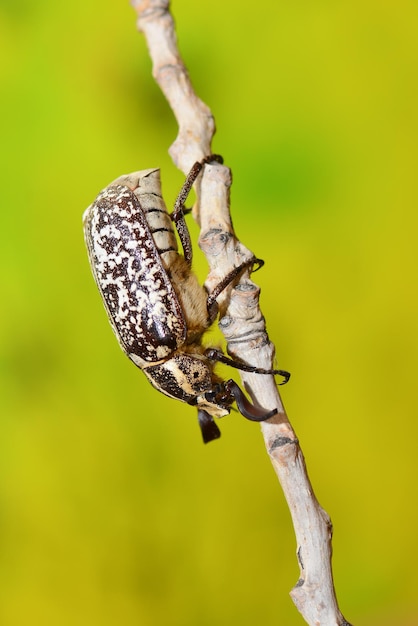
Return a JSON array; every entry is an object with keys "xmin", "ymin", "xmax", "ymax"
[{"xmin": 84, "ymin": 158, "xmax": 289, "ymax": 442}]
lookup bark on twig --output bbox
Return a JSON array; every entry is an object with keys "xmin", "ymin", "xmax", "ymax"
[{"xmin": 131, "ymin": 1, "xmax": 352, "ymax": 624}]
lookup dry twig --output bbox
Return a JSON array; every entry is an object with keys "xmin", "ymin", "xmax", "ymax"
[{"xmin": 131, "ymin": 1, "xmax": 352, "ymax": 624}]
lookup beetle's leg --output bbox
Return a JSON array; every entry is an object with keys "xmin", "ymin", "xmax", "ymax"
[
  {"xmin": 206, "ymin": 258, "xmax": 264, "ymax": 322},
  {"xmin": 197, "ymin": 409, "xmax": 221, "ymax": 443},
  {"xmin": 205, "ymin": 348, "xmax": 290, "ymax": 385},
  {"xmin": 171, "ymin": 154, "xmax": 223, "ymax": 265},
  {"xmin": 171, "ymin": 163, "xmax": 200, "ymax": 265}
]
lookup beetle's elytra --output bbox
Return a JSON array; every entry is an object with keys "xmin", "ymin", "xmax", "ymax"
[{"xmin": 83, "ymin": 155, "xmax": 289, "ymax": 443}]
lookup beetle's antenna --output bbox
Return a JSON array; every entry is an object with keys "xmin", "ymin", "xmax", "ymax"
[
  {"xmin": 197, "ymin": 409, "xmax": 221, "ymax": 444},
  {"xmin": 224, "ymin": 380, "xmax": 278, "ymax": 422},
  {"xmin": 205, "ymin": 348, "xmax": 290, "ymax": 385}
]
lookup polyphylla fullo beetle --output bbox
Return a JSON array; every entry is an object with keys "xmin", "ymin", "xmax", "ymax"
[{"xmin": 83, "ymin": 155, "xmax": 290, "ymax": 443}]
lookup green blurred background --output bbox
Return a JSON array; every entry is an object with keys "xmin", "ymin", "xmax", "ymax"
[{"xmin": 1, "ymin": 1, "xmax": 417, "ymax": 624}]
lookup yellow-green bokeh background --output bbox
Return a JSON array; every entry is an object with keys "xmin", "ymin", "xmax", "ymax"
[{"xmin": 1, "ymin": 1, "xmax": 417, "ymax": 624}]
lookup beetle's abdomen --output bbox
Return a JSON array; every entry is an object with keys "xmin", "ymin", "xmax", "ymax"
[
  {"xmin": 136, "ymin": 191, "xmax": 178, "ymax": 259},
  {"xmin": 110, "ymin": 168, "xmax": 178, "ymax": 259}
]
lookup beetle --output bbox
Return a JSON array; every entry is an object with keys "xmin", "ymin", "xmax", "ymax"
[{"xmin": 83, "ymin": 155, "xmax": 290, "ymax": 443}]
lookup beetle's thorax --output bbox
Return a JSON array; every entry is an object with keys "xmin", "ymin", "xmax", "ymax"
[{"xmin": 142, "ymin": 351, "xmax": 230, "ymax": 418}]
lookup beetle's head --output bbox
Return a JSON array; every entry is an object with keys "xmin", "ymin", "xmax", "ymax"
[
  {"xmin": 194, "ymin": 379, "xmax": 278, "ymax": 443},
  {"xmin": 143, "ymin": 355, "xmax": 278, "ymax": 444},
  {"xmin": 143, "ymin": 354, "xmax": 229, "ymax": 416}
]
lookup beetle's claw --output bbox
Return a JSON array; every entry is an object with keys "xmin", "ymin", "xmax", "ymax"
[
  {"xmin": 277, "ymin": 370, "xmax": 291, "ymax": 385},
  {"xmin": 252, "ymin": 258, "xmax": 265, "ymax": 273}
]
